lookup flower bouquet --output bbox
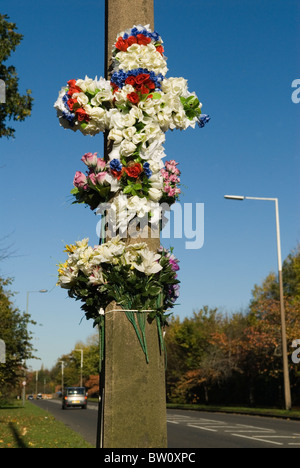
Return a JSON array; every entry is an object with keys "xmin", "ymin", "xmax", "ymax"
[{"xmin": 57, "ymin": 237, "xmax": 180, "ymax": 361}]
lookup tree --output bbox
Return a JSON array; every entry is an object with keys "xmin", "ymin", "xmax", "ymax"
[
  {"xmin": 0, "ymin": 277, "xmax": 36, "ymax": 398},
  {"xmin": 0, "ymin": 14, "xmax": 33, "ymax": 138}
]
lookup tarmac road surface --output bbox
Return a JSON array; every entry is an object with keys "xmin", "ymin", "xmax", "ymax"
[{"xmin": 32, "ymin": 400, "xmax": 300, "ymax": 448}]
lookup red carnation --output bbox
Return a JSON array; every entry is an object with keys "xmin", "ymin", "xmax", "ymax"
[
  {"xmin": 127, "ymin": 35, "xmax": 138, "ymax": 47},
  {"xmin": 136, "ymin": 34, "xmax": 151, "ymax": 46},
  {"xmin": 156, "ymin": 45, "xmax": 164, "ymax": 55},
  {"xmin": 115, "ymin": 36, "xmax": 128, "ymax": 52}
]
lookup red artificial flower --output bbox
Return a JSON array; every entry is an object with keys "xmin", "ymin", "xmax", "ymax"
[
  {"xmin": 127, "ymin": 35, "xmax": 138, "ymax": 47},
  {"xmin": 127, "ymin": 92, "xmax": 140, "ymax": 105},
  {"xmin": 136, "ymin": 84, "xmax": 150, "ymax": 95},
  {"xmin": 67, "ymin": 98, "xmax": 78, "ymax": 111},
  {"xmin": 125, "ymin": 75, "xmax": 136, "ymax": 86},
  {"xmin": 125, "ymin": 163, "xmax": 143, "ymax": 178},
  {"xmin": 136, "ymin": 34, "xmax": 151, "ymax": 46},
  {"xmin": 111, "ymin": 83, "xmax": 119, "ymax": 94},
  {"xmin": 156, "ymin": 45, "xmax": 164, "ymax": 56},
  {"xmin": 135, "ymin": 73, "xmax": 150, "ymax": 85},
  {"xmin": 144, "ymin": 79, "xmax": 155, "ymax": 90},
  {"xmin": 67, "ymin": 79, "xmax": 81, "ymax": 96},
  {"xmin": 111, "ymin": 168, "xmax": 124, "ymax": 180},
  {"xmin": 75, "ymin": 108, "xmax": 90, "ymax": 122},
  {"xmin": 67, "ymin": 79, "xmax": 77, "ymax": 88},
  {"xmin": 115, "ymin": 36, "xmax": 128, "ymax": 52}
]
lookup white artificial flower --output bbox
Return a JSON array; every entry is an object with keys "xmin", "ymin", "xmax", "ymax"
[
  {"xmin": 148, "ymin": 159, "xmax": 164, "ymax": 173},
  {"xmin": 57, "ymin": 269, "xmax": 77, "ymax": 289},
  {"xmin": 88, "ymin": 267, "xmax": 105, "ymax": 286},
  {"xmin": 149, "ymin": 172, "xmax": 164, "ymax": 190},
  {"xmin": 108, "ymin": 128, "xmax": 124, "ymax": 144},
  {"xmin": 161, "ymin": 77, "xmax": 189, "ymax": 97},
  {"xmin": 54, "ymin": 87, "xmax": 67, "ymax": 112},
  {"xmin": 75, "ymin": 238, "xmax": 89, "ymax": 248},
  {"xmin": 139, "ymin": 135, "xmax": 166, "ymax": 161},
  {"xmin": 115, "ymin": 44, "xmax": 168, "ymax": 76},
  {"xmin": 88, "ymin": 106, "xmax": 107, "ymax": 122},
  {"xmin": 120, "ymin": 139, "xmax": 137, "ymax": 157},
  {"xmin": 74, "ymin": 92, "xmax": 89, "ymax": 106},
  {"xmin": 173, "ymin": 109, "xmax": 190, "ymax": 129},
  {"xmin": 108, "ymin": 142, "xmax": 122, "ymax": 160},
  {"xmin": 123, "ymin": 126, "xmax": 137, "ymax": 140},
  {"xmin": 91, "ymin": 88, "xmax": 113, "ymax": 106},
  {"xmin": 132, "ymin": 248, "xmax": 163, "ymax": 276},
  {"xmin": 148, "ymin": 187, "xmax": 163, "ymax": 202},
  {"xmin": 93, "ymin": 238, "xmax": 125, "ymax": 264},
  {"xmin": 122, "ymin": 113, "xmax": 136, "ymax": 128},
  {"xmin": 109, "ymin": 109, "xmax": 127, "ymax": 130}
]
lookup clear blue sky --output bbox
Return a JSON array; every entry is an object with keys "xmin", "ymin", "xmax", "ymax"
[{"xmin": 1, "ymin": 0, "xmax": 299, "ymax": 370}]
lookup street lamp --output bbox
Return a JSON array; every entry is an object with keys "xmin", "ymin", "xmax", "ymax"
[
  {"xmin": 26, "ymin": 289, "xmax": 48, "ymax": 315},
  {"xmin": 74, "ymin": 349, "xmax": 84, "ymax": 387},
  {"xmin": 224, "ymin": 195, "xmax": 292, "ymax": 411},
  {"xmin": 59, "ymin": 360, "xmax": 64, "ymax": 394},
  {"xmin": 23, "ymin": 289, "xmax": 48, "ymax": 405}
]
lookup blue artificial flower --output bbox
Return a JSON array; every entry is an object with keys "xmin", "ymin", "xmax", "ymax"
[
  {"xmin": 110, "ymin": 159, "xmax": 123, "ymax": 172},
  {"xmin": 143, "ymin": 162, "xmax": 152, "ymax": 178},
  {"xmin": 62, "ymin": 110, "xmax": 75, "ymax": 126},
  {"xmin": 110, "ymin": 69, "xmax": 164, "ymax": 90},
  {"xmin": 198, "ymin": 114, "xmax": 211, "ymax": 128}
]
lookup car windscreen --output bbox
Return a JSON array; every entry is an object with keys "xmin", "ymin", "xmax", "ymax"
[{"xmin": 66, "ymin": 388, "xmax": 85, "ymax": 395}]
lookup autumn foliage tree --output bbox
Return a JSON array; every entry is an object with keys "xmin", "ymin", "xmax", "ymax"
[{"xmin": 165, "ymin": 244, "xmax": 300, "ymax": 407}]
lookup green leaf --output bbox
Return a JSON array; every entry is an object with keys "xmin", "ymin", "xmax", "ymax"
[{"xmin": 123, "ymin": 185, "xmax": 132, "ymax": 194}]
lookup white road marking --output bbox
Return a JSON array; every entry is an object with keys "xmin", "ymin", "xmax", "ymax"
[
  {"xmin": 167, "ymin": 413, "xmax": 300, "ymax": 446},
  {"xmin": 231, "ymin": 433, "xmax": 283, "ymax": 446},
  {"xmin": 187, "ymin": 424, "xmax": 218, "ymax": 432}
]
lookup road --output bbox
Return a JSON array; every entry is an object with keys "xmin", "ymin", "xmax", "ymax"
[{"xmin": 32, "ymin": 400, "xmax": 300, "ymax": 448}]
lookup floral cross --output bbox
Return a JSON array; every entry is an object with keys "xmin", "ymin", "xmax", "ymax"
[
  {"xmin": 54, "ymin": 25, "xmax": 209, "ymax": 360},
  {"xmin": 54, "ymin": 24, "xmax": 209, "ymax": 220}
]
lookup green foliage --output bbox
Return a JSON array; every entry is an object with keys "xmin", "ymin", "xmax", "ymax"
[
  {"xmin": 0, "ymin": 276, "xmax": 36, "ymax": 397},
  {"xmin": 165, "ymin": 245, "xmax": 300, "ymax": 407},
  {"xmin": 0, "ymin": 14, "xmax": 33, "ymax": 138}
]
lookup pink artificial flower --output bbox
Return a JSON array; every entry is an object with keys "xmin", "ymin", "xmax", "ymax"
[
  {"xmin": 88, "ymin": 173, "xmax": 97, "ymax": 186},
  {"xmin": 169, "ymin": 174, "xmax": 179, "ymax": 183},
  {"xmin": 81, "ymin": 152, "xmax": 98, "ymax": 168},
  {"xmin": 96, "ymin": 158, "xmax": 107, "ymax": 172},
  {"xmin": 73, "ymin": 171, "xmax": 88, "ymax": 189},
  {"xmin": 95, "ymin": 172, "xmax": 107, "ymax": 185}
]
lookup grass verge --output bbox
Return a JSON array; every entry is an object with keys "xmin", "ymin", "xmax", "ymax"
[
  {"xmin": 167, "ymin": 403, "xmax": 300, "ymax": 420},
  {"xmin": 0, "ymin": 401, "xmax": 92, "ymax": 448}
]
